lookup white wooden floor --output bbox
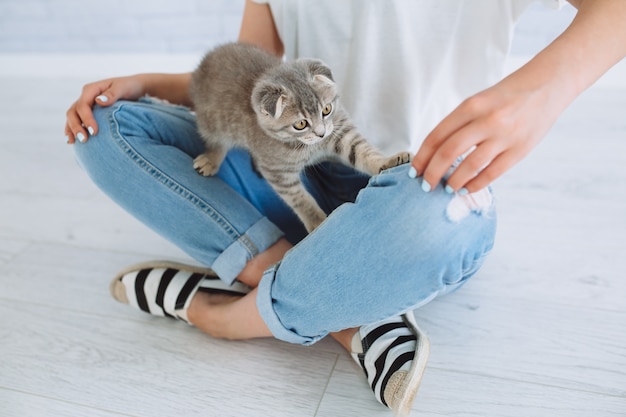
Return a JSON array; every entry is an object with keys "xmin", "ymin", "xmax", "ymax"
[{"xmin": 1, "ymin": 75, "xmax": 625, "ymax": 417}]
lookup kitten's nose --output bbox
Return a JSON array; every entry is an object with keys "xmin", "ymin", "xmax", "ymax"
[{"xmin": 314, "ymin": 127, "xmax": 326, "ymax": 138}]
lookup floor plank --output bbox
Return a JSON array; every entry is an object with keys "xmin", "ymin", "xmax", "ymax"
[
  {"xmin": 321, "ymin": 365, "xmax": 626, "ymax": 417},
  {"xmin": 415, "ymin": 293, "xmax": 626, "ymax": 396},
  {"xmin": 1, "ymin": 389, "xmax": 130, "ymax": 417},
  {"xmin": 1, "ymin": 76, "xmax": 625, "ymax": 417},
  {"xmin": 0, "ymin": 300, "xmax": 338, "ymax": 417}
]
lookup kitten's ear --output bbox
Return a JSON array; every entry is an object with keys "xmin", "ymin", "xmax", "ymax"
[
  {"xmin": 313, "ymin": 73, "xmax": 335, "ymax": 87},
  {"xmin": 252, "ymin": 83, "xmax": 288, "ymax": 119},
  {"xmin": 272, "ymin": 94, "xmax": 288, "ymax": 119},
  {"xmin": 299, "ymin": 59, "xmax": 335, "ymax": 85}
]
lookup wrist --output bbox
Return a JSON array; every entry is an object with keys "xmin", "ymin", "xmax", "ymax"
[
  {"xmin": 137, "ymin": 73, "xmax": 193, "ymax": 106},
  {"xmin": 503, "ymin": 53, "xmax": 580, "ymax": 121}
]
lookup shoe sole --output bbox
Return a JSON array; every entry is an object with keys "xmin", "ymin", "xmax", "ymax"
[{"xmin": 394, "ymin": 311, "xmax": 431, "ymax": 417}]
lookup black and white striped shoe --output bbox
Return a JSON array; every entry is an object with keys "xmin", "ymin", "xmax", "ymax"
[
  {"xmin": 109, "ymin": 261, "xmax": 250, "ymax": 324},
  {"xmin": 351, "ymin": 311, "xmax": 430, "ymax": 416}
]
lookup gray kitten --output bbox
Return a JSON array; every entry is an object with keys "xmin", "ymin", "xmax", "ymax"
[{"xmin": 190, "ymin": 42, "xmax": 411, "ymax": 232}]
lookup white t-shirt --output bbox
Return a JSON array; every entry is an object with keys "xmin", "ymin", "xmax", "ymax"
[{"xmin": 254, "ymin": 0, "xmax": 564, "ymax": 155}]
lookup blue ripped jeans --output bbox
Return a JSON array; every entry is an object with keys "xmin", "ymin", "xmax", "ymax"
[{"xmin": 74, "ymin": 98, "xmax": 497, "ymax": 345}]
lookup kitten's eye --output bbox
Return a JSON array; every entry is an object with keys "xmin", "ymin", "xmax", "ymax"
[
  {"xmin": 322, "ymin": 103, "xmax": 333, "ymax": 116},
  {"xmin": 293, "ymin": 120, "xmax": 308, "ymax": 130}
]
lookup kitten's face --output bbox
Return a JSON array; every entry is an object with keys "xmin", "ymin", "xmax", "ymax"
[
  {"xmin": 277, "ymin": 87, "xmax": 336, "ymax": 145},
  {"xmin": 253, "ymin": 60, "xmax": 338, "ymax": 146}
]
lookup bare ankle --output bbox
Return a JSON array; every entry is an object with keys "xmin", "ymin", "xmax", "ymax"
[
  {"xmin": 331, "ymin": 327, "xmax": 359, "ymax": 352},
  {"xmin": 189, "ymin": 289, "xmax": 272, "ymax": 340},
  {"xmin": 187, "ymin": 291, "xmax": 220, "ymax": 327},
  {"xmin": 237, "ymin": 238, "xmax": 292, "ymax": 287}
]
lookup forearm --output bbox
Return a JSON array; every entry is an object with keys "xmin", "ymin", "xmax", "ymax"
[
  {"xmin": 135, "ymin": 72, "xmax": 193, "ymax": 107},
  {"xmin": 505, "ymin": 0, "xmax": 626, "ymax": 115},
  {"xmin": 238, "ymin": 0, "xmax": 284, "ymax": 57},
  {"xmin": 411, "ymin": 0, "xmax": 626, "ymax": 194},
  {"xmin": 133, "ymin": 0, "xmax": 284, "ymax": 108}
]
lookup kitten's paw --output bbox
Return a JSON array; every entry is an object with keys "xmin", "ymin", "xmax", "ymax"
[
  {"xmin": 193, "ymin": 154, "xmax": 220, "ymax": 176},
  {"xmin": 303, "ymin": 212, "xmax": 327, "ymax": 233},
  {"xmin": 304, "ymin": 217, "xmax": 325, "ymax": 233},
  {"xmin": 379, "ymin": 151, "xmax": 412, "ymax": 172}
]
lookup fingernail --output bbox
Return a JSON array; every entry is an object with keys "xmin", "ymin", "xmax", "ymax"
[
  {"xmin": 421, "ymin": 180, "xmax": 431, "ymax": 193},
  {"xmin": 76, "ymin": 132, "xmax": 86, "ymax": 143},
  {"xmin": 408, "ymin": 167, "xmax": 417, "ymax": 179},
  {"xmin": 445, "ymin": 185, "xmax": 454, "ymax": 194},
  {"xmin": 65, "ymin": 135, "xmax": 71, "ymax": 144},
  {"xmin": 459, "ymin": 188, "xmax": 468, "ymax": 196},
  {"xmin": 96, "ymin": 95, "xmax": 108, "ymax": 103},
  {"xmin": 87, "ymin": 126, "xmax": 95, "ymax": 135}
]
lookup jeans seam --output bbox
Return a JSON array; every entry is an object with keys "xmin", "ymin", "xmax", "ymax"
[{"xmin": 107, "ymin": 103, "xmax": 256, "ymax": 256}]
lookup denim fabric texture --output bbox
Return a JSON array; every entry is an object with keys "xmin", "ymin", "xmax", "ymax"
[{"xmin": 74, "ymin": 98, "xmax": 496, "ymax": 345}]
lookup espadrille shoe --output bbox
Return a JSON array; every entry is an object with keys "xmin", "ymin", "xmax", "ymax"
[
  {"xmin": 110, "ymin": 261, "xmax": 250, "ymax": 324},
  {"xmin": 351, "ymin": 311, "xmax": 430, "ymax": 416}
]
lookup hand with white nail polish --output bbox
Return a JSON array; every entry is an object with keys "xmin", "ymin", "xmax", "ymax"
[
  {"xmin": 409, "ymin": 78, "xmax": 557, "ymax": 195},
  {"xmin": 64, "ymin": 74, "xmax": 192, "ymax": 144},
  {"xmin": 407, "ymin": 0, "xmax": 626, "ymax": 195},
  {"xmin": 64, "ymin": 76, "xmax": 140, "ymax": 144}
]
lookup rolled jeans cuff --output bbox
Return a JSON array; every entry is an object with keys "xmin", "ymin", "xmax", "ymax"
[
  {"xmin": 212, "ymin": 217, "xmax": 284, "ymax": 285},
  {"xmin": 256, "ymin": 263, "xmax": 323, "ymax": 346}
]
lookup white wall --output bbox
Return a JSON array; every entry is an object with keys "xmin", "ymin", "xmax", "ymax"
[
  {"xmin": 0, "ymin": 1, "xmax": 576, "ymax": 55},
  {"xmin": 2, "ymin": 1, "xmax": 623, "ymax": 87},
  {"xmin": 0, "ymin": 0, "xmax": 244, "ymax": 53}
]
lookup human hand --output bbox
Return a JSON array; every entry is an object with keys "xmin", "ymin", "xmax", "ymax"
[
  {"xmin": 409, "ymin": 79, "xmax": 560, "ymax": 194},
  {"xmin": 65, "ymin": 75, "xmax": 145, "ymax": 144}
]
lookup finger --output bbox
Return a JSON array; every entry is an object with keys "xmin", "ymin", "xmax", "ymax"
[
  {"xmin": 93, "ymin": 78, "xmax": 129, "ymax": 108},
  {"xmin": 412, "ymin": 120, "xmax": 468, "ymax": 177},
  {"xmin": 461, "ymin": 150, "xmax": 518, "ymax": 193},
  {"xmin": 95, "ymin": 92, "xmax": 113, "ymax": 106},
  {"xmin": 77, "ymin": 82, "xmax": 118, "ymax": 137},
  {"xmin": 420, "ymin": 122, "xmax": 486, "ymax": 192},
  {"xmin": 412, "ymin": 102, "xmax": 477, "ymax": 176},
  {"xmin": 444, "ymin": 140, "xmax": 501, "ymax": 192},
  {"xmin": 81, "ymin": 79, "xmax": 115, "ymax": 105},
  {"xmin": 64, "ymin": 123, "xmax": 75, "ymax": 144},
  {"xmin": 65, "ymin": 104, "xmax": 90, "ymax": 143},
  {"xmin": 74, "ymin": 99, "xmax": 99, "ymax": 138}
]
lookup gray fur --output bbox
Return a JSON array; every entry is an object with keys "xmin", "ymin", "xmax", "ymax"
[{"xmin": 190, "ymin": 42, "xmax": 411, "ymax": 232}]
